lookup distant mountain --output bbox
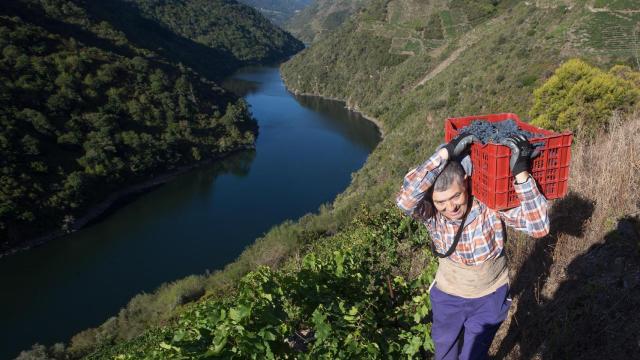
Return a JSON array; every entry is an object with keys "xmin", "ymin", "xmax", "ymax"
[{"xmin": 237, "ymin": 0, "xmax": 313, "ymax": 26}]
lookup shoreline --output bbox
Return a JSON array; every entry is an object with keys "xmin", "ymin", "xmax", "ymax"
[
  {"xmin": 1, "ymin": 70, "xmax": 383, "ymax": 258},
  {"xmin": 279, "ymin": 72, "xmax": 386, "ymax": 139},
  {"xmin": 5, "ymin": 66, "xmax": 384, "ymax": 358},
  {"xmin": 0, "ymin": 145, "xmax": 254, "ymax": 259}
]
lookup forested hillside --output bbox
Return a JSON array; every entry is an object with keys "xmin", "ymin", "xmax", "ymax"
[
  {"xmin": 15, "ymin": 0, "xmax": 640, "ymax": 358},
  {"xmin": 0, "ymin": 0, "xmax": 301, "ymax": 251},
  {"xmin": 237, "ymin": 0, "xmax": 312, "ymax": 27},
  {"xmin": 120, "ymin": 0, "xmax": 303, "ymax": 65}
]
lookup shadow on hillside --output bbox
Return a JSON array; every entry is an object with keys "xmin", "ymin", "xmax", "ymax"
[
  {"xmin": 496, "ymin": 195, "xmax": 640, "ymax": 359},
  {"xmin": 85, "ymin": 0, "xmax": 238, "ymax": 80},
  {"xmin": 2, "ymin": 0, "xmax": 238, "ymax": 80},
  {"xmin": 2, "ymin": 1, "xmax": 136, "ymax": 58}
]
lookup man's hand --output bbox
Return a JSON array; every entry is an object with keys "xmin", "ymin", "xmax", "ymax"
[
  {"xmin": 443, "ymin": 133, "xmax": 478, "ymax": 160},
  {"xmin": 499, "ymin": 135, "xmax": 535, "ymax": 180}
]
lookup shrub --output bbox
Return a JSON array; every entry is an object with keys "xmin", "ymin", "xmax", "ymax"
[
  {"xmin": 530, "ymin": 59, "xmax": 640, "ymax": 139},
  {"xmin": 15, "ymin": 344, "xmax": 51, "ymax": 360}
]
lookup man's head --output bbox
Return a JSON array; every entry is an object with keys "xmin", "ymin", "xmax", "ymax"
[{"xmin": 432, "ymin": 161, "xmax": 470, "ymax": 220}]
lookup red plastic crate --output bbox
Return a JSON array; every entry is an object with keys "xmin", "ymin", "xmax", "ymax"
[{"xmin": 444, "ymin": 113, "xmax": 573, "ymax": 210}]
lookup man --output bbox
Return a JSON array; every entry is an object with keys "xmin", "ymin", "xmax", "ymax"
[{"xmin": 396, "ymin": 133, "xmax": 549, "ymax": 360}]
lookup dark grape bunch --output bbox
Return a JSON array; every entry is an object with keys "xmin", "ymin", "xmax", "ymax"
[{"xmin": 459, "ymin": 119, "xmax": 538, "ymax": 144}]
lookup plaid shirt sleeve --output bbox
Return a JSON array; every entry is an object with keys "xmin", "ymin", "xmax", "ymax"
[
  {"xmin": 396, "ymin": 151, "xmax": 446, "ymax": 217},
  {"xmin": 499, "ymin": 176, "xmax": 550, "ymax": 238}
]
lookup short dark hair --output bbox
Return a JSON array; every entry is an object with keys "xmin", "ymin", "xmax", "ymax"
[
  {"xmin": 413, "ymin": 161, "xmax": 467, "ymax": 220},
  {"xmin": 434, "ymin": 161, "xmax": 466, "ymax": 192}
]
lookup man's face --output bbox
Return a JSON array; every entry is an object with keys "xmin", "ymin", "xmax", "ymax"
[{"xmin": 432, "ymin": 178, "xmax": 469, "ymax": 221}]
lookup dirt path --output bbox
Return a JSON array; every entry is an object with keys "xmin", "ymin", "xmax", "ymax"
[
  {"xmin": 411, "ymin": 15, "xmax": 504, "ymax": 91},
  {"xmin": 587, "ymin": 4, "xmax": 640, "ymax": 14},
  {"xmin": 412, "ymin": 45, "xmax": 467, "ymax": 90}
]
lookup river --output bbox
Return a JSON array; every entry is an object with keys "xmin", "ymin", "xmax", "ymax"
[{"xmin": 0, "ymin": 66, "xmax": 380, "ymax": 359}]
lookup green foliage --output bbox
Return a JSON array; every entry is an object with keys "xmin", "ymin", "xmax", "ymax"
[
  {"xmin": 0, "ymin": 0, "xmax": 262, "ymax": 245},
  {"xmin": 530, "ymin": 59, "xmax": 640, "ymax": 138},
  {"xmin": 87, "ymin": 204, "xmax": 439, "ymax": 359},
  {"xmin": 593, "ymin": 0, "xmax": 640, "ymax": 10},
  {"xmin": 124, "ymin": 0, "xmax": 303, "ymax": 63},
  {"xmin": 68, "ymin": 275, "xmax": 207, "ymax": 357},
  {"xmin": 22, "ymin": 2, "xmax": 640, "ymax": 359},
  {"xmin": 577, "ymin": 10, "xmax": 640, "ymax": 57},
  {"xmin": 423, "ymin": 14, "xmax": 444, "ymax": 40},
  {"xmin": 450, "ymin": 0, "xmax": 498, "ymax": 24},
  {"xmin": 323, "ymin": 10, "xmax": 350, "ymax": 30},
  {"xmin": 285, "ymin": 0, "xmax": 367, "ymax": 44}
]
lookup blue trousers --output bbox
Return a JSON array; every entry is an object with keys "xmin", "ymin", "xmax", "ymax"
[{"xmin": 429, "ymin": 284, "xmax": 511, "ymax": 360}]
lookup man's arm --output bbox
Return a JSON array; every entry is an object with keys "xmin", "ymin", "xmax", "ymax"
[
  {"xmin": 395, "ymin": 148, "xmax": 448, "ymax": 217},
  {"xmin": 497, "ymin": 135, "xmax": 550, "ymax": 238},
  {"xmin": 499, "ymin": 173, "xmax": 550, "ymax": 238},
  {"xmin": 396, "ymin": 134, "xmax": 477, "ymax": 217}
]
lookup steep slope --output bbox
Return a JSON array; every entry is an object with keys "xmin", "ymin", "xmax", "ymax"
[
  {"xmin": 87, "ymin": 0, "xmax": 303, "ymax": 79},
  {"xmin": 78, "ymin": 111, "xmax": 640, "ymax": 359},
  {"xmin": 281, "ymin": 0, "xmax": 639, "ymax": 217},
  {"xmin": 123, "ymin": 0, "xmax": 303, "ymax": 63},
  {"xmin": 285, "ymin": 0, "xmax": 368, "ymax": 43},
  {"xmin": 0, "ymin": 0, "xmax": 302, "ymax": 251},
  {"xmin": 237, "ymin": 0, "xmax": 312, "ymax": 27},
  {"xmin": 14, "ymin": 0, "xmax": 640, "ymax": 358}
]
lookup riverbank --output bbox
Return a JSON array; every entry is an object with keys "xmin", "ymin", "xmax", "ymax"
[
  {"xmin": 0, "ymin": 145, "xmax": 254, "ymax": 259},
  {"xmin": 5, "ymin": 65, "xmax": 382, "ymax": 360},
  {"xmin": 279, "ymin": 72, "xmax": 386, "ymax": 139}
]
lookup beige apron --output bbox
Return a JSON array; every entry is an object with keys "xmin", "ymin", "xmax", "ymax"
[{"xmin": 431, "ymin": 255, "xmax": 509, "ymax": 298}]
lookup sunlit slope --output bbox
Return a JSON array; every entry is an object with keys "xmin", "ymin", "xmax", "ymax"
[
  {"xmin": 237, "ymin": 0, "xmax": 312, "ymax": 26},
  {"xmin": 286, "ymin": 0, "xmax": 368, "ymax": 43},
  {"xmin": 281, "ymin": 0, "xmax": 640, "ymax": 219},
  {"xmin": 14, "ymin": 0, "xmax": 640, "ymax": 358}
]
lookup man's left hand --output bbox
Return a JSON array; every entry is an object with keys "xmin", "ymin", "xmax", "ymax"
[{"xmin": 499, "ymin": 135, "xmax": 534, "ymax": 179}]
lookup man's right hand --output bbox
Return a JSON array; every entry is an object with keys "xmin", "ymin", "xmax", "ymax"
[{"xmin": 443, "ymin": 133, "xmax": 478, "ymax": 160}]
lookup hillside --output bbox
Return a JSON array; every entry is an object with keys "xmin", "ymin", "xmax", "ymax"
[
  {"xmin": 14, "ymin": 0, "xmax": 640, "ymax": 358},
  {"xmin": 68, "ymin": 111, "xmax": 640, "ymax": 359},
  {"xmin": 281, "ymin": 0, "xmax": 640, "ymax": 213},
  {"xmin": 88, "ymin": 0, "xmax": 304, "ymax": 80},
  {"xmin": 0, "ymin": 0, "xmax": 301, "ymax": 251},
  {"xmin": 285, "ymin": 0, "xmax": 367, "ymax": 43},
  {"xmin": 237, "ymin": 0, "xmax": 312, "ymax": 27}
]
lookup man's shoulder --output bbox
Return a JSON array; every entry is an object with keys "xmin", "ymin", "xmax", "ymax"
[
  {"xmin": 471, "ymin": 197, "xmax": 499, "ymax": 219},
  {"xmin": 472, "ymin": 197, "xmax": 489, "ymax": 212}
]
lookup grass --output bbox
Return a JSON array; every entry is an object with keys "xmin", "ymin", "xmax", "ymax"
[
  {"xmin": 439, "ymin": 10, "xmax": 456, "ymax": 37},
  {"xmin": 579, "ymin": 12, "xmax": 640, "ymax": 55},
  {"xmin": 593, "ymin": 0, "xmax": 640, "ymax": 11},
  {"xmin": 554, "ymin": 111, "xmax": 640, "ymax": 262},
  {"xmin": 401, "ymin": 38, "xmax": 422, "ymax": 54},
  {"xmin": 492, "ymin": 111, "xmax": 640, "ymax": 358},
  {"xmin": 22, "ymin": 1, "xmax": 640, "ymax": 358}
]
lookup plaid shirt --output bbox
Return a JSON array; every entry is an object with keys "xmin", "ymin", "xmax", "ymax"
[{"xmin": 396, "ymin": 151, "xmax": 549, "ymax": 266}]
